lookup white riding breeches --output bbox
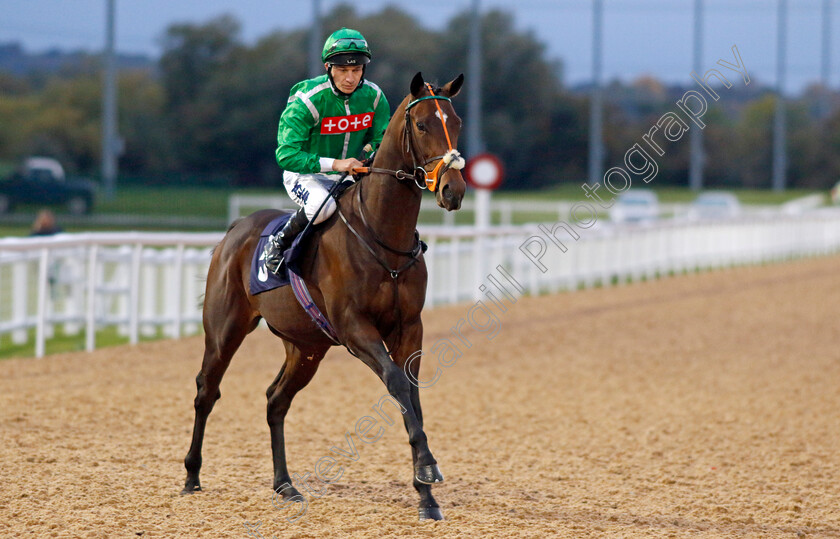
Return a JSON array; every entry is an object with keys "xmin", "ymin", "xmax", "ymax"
[{"xmin": 283, "ymin": 171, "xmax": 338, "ymax": 224}]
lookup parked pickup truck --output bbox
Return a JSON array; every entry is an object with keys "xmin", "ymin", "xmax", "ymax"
[{"xmin": 0, "ymin": 157, "xmax": 96, "ymax": 215}]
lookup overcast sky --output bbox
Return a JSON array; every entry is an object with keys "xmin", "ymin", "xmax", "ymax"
[{"xmin": 0, "ymin": 0, "xmax": 837, "ymax": 94}]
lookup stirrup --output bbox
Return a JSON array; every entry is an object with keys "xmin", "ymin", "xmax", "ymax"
[
  {"xmin": 267, "ymin": 256, "xmax": 286, "ymax": 275},
  {"xmin": 263, "ymin": 234, "xmax": 286, "ymax": 275}
]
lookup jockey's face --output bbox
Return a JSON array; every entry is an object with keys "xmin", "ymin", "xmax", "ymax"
[{"xmin": 328, "ymin": 64, "xmax": 364, "ymax": 94}]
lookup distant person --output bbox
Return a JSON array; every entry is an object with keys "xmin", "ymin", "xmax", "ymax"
[
  {"xmin": 30, "ymin": 209, "xmax": 62, "ymax": 236},
  {"xmin": 262, "ymin": 27, "xmax": 391, "ymax": 274},
  {"xmin": 30, "ymin": 209, "xmax": 63, "ymax": 296}
]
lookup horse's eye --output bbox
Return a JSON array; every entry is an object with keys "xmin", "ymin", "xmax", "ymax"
[{"xmin": 416, "ymin": 122, "xmax": 426, "ymax": 132}]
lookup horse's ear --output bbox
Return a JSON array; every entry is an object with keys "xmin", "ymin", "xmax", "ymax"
[
  {"xmin": 442, "ymin": 74, "xmax": 465, "ymax": 98},
  {"xmin": 410, "ymin": 72, "xmax": 425, "ymax": 97}
]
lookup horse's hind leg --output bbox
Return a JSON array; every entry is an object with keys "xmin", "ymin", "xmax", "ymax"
[
  {"xmin": 266, "ymin": 341, "xmax": 327, "ymax": 498},
  {"xmin": 182, "ymin": 290, "xmax": 258, "ymax": 494}
]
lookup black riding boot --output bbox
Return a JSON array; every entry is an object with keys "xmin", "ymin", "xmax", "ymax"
[{"xmin": 263, "ymin": 208, "xmax": 310, "ymax": 274}]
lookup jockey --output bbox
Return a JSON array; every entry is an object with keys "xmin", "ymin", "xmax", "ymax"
[{"xmin": 263, "ymin": 27, "xmax": 391, "ymax": 274}]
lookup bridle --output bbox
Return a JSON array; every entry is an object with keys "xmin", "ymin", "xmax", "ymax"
[
  {"xmin": 403, "ymin": 83, "xmax": 466, "ymax": 191},
  {"xmin": 354, "ymin": 83, "xmax": 465, "ymax": 192}
]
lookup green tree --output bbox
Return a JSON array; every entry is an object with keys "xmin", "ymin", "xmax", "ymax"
[
  {"xmin": 159, "ymin": 15, "xmax": 241, "ymax": 109},
  {"xmin": 23, "ymin": 75, "xmax": 101, "ymax": 172},
  {"xmin": 118, "ymin": 70, "xmax": 173, "ymax": 175},
  {"xmin": 435, "ymin": 9, "xmax": 565, "ymax": 189},
  {"xmin": 158, "ymin": 15, "xmax": 243, "ymax": 179},
  {"xmin": 185, "ymin": 29, "xmax": 310, "ymax": 184},
  {"xmin": 731, "ymin": 95, "xmax": 774, "ymax": 189}
]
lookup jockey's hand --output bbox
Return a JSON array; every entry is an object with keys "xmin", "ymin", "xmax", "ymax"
[{"xmin": 332, "ymin": 158, "xmax": 364, "ymax": 172}]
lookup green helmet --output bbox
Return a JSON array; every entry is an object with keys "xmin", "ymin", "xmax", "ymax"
[{"xmin": 321, "ymin": 28, "xmax": 371, "ymax": 65}]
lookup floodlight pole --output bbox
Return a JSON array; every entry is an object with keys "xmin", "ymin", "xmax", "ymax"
[
  {"xmin": 587, "ymin": 0, "xmax": 604, "ymax": 186},
  {"xmin": 102, "ymin": 0, "xmax": 118, "ymax": 200},
  {"xmin": 771, "ymin": 0, "xmax": 788, "ymax": 192},
  {"xmin": 308, "ymin": 0, "xmax": 322, "ymax": 78},
  {"xmin": 820, "ymin": 0, "xmax": 832, "ymax": 117},
  {"xmin": 467, "ymin": 0, "xmax": 485, "ymax": 158},
  {"xmin": 689, "ymin": 0, "xmax": 704, "ymax": 191}
]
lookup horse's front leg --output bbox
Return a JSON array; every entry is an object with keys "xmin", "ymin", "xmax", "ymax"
[
  {"xmin": 389, "ymin": 321, "xmax": 444, "ymax": 521},
  {"xmin": 344, "ymin": 322, "xmax": 444, "ymax": 488}
]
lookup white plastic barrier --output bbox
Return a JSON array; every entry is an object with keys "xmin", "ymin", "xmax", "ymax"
[
  {"xmin": 3, "ymin": 211, "xmax": 840, "ymax": 357},
  {"xmin": 421, "ymin": 210, "xmax": 840, "ymax": 305},
  {"xmin": 0, "ymin": 232, "xmax": 220, "ymax": 357}
]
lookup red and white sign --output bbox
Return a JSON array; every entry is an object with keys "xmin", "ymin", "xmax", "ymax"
[
  {"xmin": 320, "ymin": 112, "xmax": 374, "ymax": 134},
  {"xmin": 465, "ymin": 153, "xmax": 504, "ymax": 190}
]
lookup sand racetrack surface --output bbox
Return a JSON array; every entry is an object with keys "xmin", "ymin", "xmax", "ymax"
[{"xmin": 2, "ymin": 255, "xmax": 840, "ymax": 538}]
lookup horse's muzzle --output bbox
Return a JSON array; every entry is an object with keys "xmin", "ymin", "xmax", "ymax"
[{"xmin": 439, "ymin": 184, "xmax": 461, "ymax": 211}]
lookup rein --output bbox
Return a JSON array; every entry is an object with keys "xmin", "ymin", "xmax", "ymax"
[{"xmin": 336, "ymin": 179, "xmax": 424, "ymax": 280}]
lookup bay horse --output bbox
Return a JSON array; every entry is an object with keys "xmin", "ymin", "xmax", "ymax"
[{"xmin": 182, "ymin": 72, "xmax": 466, "ymax": 522}]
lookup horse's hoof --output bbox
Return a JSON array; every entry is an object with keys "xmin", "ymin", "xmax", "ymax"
[
  {"xmin": 418, "ymin": 506, "xmax": 444, "ymax": 521},
  {"xmin": 180, "ymin": 484, "xmax": 201, "ymax": 495},
  {"xmin": 415, "ymin": 464, "xmax": 444, "ymax": 485},
  {"xmin": 273, "ymin": 483, "xmax": 302, "ymax": 499}
]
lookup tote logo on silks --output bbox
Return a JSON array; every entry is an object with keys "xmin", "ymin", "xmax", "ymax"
[{"xmin": 321, "ymin": 112, "xmax": 374, "ymax": 134}]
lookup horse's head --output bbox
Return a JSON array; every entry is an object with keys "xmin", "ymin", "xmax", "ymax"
[{"xmin": 403, "ymin": 72, "xmax": 466, "ymax": 211}]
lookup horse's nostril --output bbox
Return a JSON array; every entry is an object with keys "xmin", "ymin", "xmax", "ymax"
[{"xmin": 442, "ymin": 185, "xmax": 452, "ymax": 200}]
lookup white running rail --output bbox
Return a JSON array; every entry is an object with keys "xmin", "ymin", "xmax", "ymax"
[{"xmin": 3, "ymin": 211, "xmax": 840, "ymax": 357}]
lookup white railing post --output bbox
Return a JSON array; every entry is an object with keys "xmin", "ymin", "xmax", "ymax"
[
  {"xmin": 63, "ymin": 249, "xmax": 83, "ymax": 336},
  {"xmin": 228, "ymin": 195, "xmax": 239, "ymax": 224},
  {"xmin": 449, "ymin": 236, "xmax": 460, "ymax": 304},
  {"xmin": 183, "ymin": 248, "xmax": 201, "ymax": 335},
  {"xmin": 12, "ymin": 259, "xmax": 28, "ymax": 344},
  {"xmin": 474, "ymin": 233, "xmax": 487, "ymax": 302},
  {"xmin": 140, "ymin": 252, "xmax": 157, "ymax": 337},
  {"xmin": 86, "ymin": 244, "xmax": 98, "ymax": 352},
  {"xmin": 35, "ymin": 248, "xmax": 49, "ymax": 358},
  {"xmin": 129, "ymin": 243, "xmax": 142, "ymax": 345},
  {"xmin": 501, "ymin": 202, "xmax": 512, "ymax": 226},
  {"xmin": 444, "ymin": 210, "xmax": 455, "ymax": 227},
  {"xmin": 425, "ymin": 236, "xmax": 436, "ymax": 308},
  {"xmin": 173, "ymin": 243, "xmax": 185, "ymax": 339}
]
